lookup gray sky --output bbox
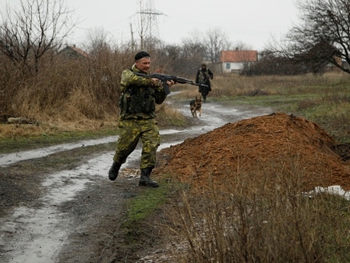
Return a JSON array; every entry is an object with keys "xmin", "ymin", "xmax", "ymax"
[{"xmin": 3, "ymin": 0, "xmax": 300, "ymax": 51}]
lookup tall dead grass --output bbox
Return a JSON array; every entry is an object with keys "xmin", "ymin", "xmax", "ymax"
[
  {"xmin": 0, "ymin": 50, "xmax": 133, "ymax": 134},
  {"xmin": 165, "ymin": 160, "xmax": 350, "ymax": 262},
  {"xmin": 10, "ymin": 59, "xmax": 121, "ymax": 121}
]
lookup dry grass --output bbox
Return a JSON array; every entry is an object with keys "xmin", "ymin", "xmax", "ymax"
[
  {"xmin": 208, "ymin": 72, "xmax": 350, "ymax": 97},
  {"xmin": 155, "ymin": 103, "xmax": 187, "ymax": 127},
  {"xmin": 165, "ymin": 162, "xmax": 350, "ymax": 263}
]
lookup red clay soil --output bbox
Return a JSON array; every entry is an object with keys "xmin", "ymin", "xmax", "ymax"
[{"xmin": 155, "ymin": 112, "xmax": 350, "ymax": 191}]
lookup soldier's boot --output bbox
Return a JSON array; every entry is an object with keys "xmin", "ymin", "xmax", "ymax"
[
  {"xmin": 108, "ymin": 161, "xmax": 121, "ymax": 181},
  {"xmin": 139, "ymin": 167, "xmax": 159, "ymax": 188}
]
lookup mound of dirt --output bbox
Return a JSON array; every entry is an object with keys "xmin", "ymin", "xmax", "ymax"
[{"xmin": 155, "ymin": 112, "xmax": 350, "ymax": 191}]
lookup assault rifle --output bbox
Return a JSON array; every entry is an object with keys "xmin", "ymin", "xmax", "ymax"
[{"xmin": 134, "ymin": 72, "xmax": 208, "ymax": 95}]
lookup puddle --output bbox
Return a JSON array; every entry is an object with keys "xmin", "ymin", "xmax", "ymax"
[{"xmin": 0, "ymin": 136, "xmax": 118, "ymax": 167}]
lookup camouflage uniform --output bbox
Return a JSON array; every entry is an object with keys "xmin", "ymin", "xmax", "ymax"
[{"xmin": 112, "ymin": 64, "xmax": 167, "ymax": 169}]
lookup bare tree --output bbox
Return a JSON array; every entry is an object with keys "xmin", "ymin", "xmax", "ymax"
[
  {"xmin": 287, "ymin": 0, "xmax": 349, "ymax": 74},
  {"xmin": 151, "ymin": 42, "xmax": 204, "ymax": 77},
  {"xmin": 179, "ymin": 37, "xmax": 207, "ymax": 76},
  {"xmin": 204, "ymin": 28, "xmax": 231, "ymax": 64},
  {"xmin": 181, "ymin": 37, "xmax": 206, "ymax": 61},
  {"xmin": 0, "ymin": 0, "xmax": 76, "ymax": 75},
  {"xmin": 85, "ymin": 27, "xmax": 112, "ymax": 55},
  {"xmin": 232, "ymin": 41, "xmax": 253, "ymax": 51}
]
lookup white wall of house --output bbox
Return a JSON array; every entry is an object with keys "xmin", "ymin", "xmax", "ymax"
[{"xmin": 221, "ymin": 62, "xmax": 244, "ymax": 73}]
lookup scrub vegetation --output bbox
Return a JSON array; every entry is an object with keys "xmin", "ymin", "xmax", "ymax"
[{"xmin": 1, "ymin": 0, "xmax": 350, "ymax": 261}]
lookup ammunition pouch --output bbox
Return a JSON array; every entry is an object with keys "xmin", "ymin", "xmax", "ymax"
[{"xmin": 120, "ymin": 85, "xmax": 155, "ymax": 115}]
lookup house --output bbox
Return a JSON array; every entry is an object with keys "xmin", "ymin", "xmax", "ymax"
[
  {"xmin": 220, "ymin": 49, "xmax": 258, "ymax": 73},
  {"xmin": 58, "ymin": 45, "xmax": 89, "ymax": 59}
]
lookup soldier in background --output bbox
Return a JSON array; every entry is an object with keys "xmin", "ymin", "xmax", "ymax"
[
  {"xmin": 196, "ymin": 63, "xmax": 213, "ymax": 102},
  {"xmin": 108, "ymin": 51, "xmax": 174, "ymax": 187}
]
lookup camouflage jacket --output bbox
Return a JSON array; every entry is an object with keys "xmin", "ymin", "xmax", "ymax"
[{"xmin": 119, "ymin": 65, "xmax": 167, "ymax": 120}]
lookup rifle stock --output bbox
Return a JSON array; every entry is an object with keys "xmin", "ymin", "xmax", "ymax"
[{"xmin": 134, "ymin": 72, "xmax": 208, "ymax": 95}]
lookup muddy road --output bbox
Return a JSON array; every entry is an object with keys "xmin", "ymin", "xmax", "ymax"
[{"xmin": 0, "ymin": 100, "xmax": 272, "ymax": 263}]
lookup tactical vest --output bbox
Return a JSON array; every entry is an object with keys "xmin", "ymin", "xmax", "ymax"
[
  {"xmin": 198, "ymin": 69, "xmax": 209, "ymax": 83},
  {"xmin": 119, "ymin": 83, "xmax": 156, "ymax": 116}
]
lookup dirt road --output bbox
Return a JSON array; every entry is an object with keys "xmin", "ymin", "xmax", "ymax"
[{"xmin": 0, "ymin": 100, "xmax": 273, "ymax": 263}]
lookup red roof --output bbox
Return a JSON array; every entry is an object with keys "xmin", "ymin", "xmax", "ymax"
[{"xmin": 220, "ymin": 50, "xmax": 258, "ymax": 63}]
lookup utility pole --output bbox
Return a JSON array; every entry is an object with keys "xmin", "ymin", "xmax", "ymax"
[{"xmin": 130, "ymin": 23, "xmax": 136, "ymax": 52}]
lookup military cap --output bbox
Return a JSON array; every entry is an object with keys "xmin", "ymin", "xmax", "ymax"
[{"xmin": 135, "ymin": 51, "xmax": 150, "ymax": 60}]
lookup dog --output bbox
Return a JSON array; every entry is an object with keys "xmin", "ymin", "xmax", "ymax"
[{"xmin": 190, "ymin": 96, "xmax": 202, "ymax": 118}]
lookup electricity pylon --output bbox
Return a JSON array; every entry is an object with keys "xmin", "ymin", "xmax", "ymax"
[{"xmin": 136, "ymin": 0, "xmax": 165, "ymax": 49}]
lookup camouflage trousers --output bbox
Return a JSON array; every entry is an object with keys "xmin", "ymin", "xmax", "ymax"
[{"xmin": 112, "ymin": 118, "xmax": 160, "ymax": 169}]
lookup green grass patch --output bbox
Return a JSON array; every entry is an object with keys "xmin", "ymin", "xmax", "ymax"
[
  {"xmin": 121, "ymin": 177, "xmax": 185, "ymax": 246},
  {"xmin": 230, "ymin": 94, "xmax": 319, "ymax": 109},
  {"xmin": 0, "ymin": 127, "xmax": 117, "ymax": 154},
  {"xmin": 123, "ymin": 181, "xmax": 170, "ymax": 227},
  {"xmin": 122, "ymin": 175, "xmax": 186, "ymax": 227}
]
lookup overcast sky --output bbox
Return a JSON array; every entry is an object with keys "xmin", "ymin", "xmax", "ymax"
[{"xmin": 3, "ymin": 0, "xmax": 300, "ymax": 51}]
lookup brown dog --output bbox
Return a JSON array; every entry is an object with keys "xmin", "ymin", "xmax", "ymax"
[{"xmin": 190, "ymin": 96, "xmax": 202, "ymax": 117}]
